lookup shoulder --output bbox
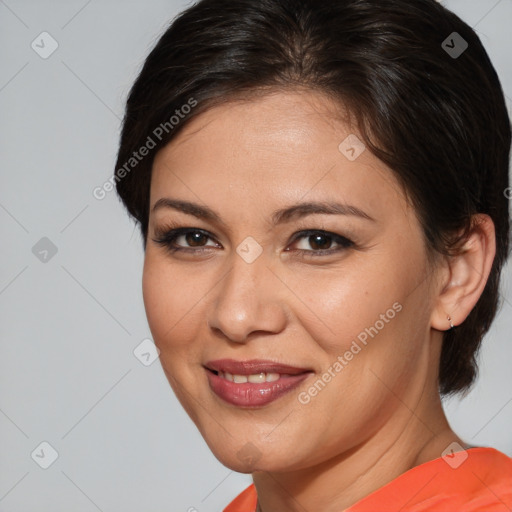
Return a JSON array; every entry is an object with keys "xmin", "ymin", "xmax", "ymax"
[
  {"xmin": 349, "ymin": 447, "xmax": 512, "ymax": 512},
  {"xmin": 223, "ymin": 449, "xmax": 512, "ymax": 512},
  {"xmin": 223, "ymin": 483, "xmax": 257, "ymax": 512}
]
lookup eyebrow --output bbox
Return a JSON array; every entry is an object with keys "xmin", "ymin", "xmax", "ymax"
[{"xmin": 151, "ymin": 198, "xmax": 375, "ymax": 225}]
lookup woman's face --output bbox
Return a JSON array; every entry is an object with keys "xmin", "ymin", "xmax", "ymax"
[{"xmin": 143, "ymin": 91, "xmax": 441, "ymax": 473}]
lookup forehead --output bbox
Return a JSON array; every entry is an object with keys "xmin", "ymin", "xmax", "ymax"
[{"xmin": 150, "ymin": 91, "xmax": 409, "ymax": 224}]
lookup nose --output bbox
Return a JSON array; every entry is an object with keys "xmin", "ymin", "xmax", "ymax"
[{"xmin": 207, "ymin": 251, "xmax": 288, "ymax": 343}]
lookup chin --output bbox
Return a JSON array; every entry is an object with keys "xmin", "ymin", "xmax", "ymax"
[
  {"xmin": 217, "ymin": 457, "xmax": 262, "ymax": 473},
  {"xmin": 205, "ymin": 437, "xmax": 301, "ymax": 473}
]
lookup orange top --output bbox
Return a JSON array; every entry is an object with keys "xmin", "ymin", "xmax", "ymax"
[{"xmin": 223, "ymin": 447, "xmax": 512, "ymax": 512}]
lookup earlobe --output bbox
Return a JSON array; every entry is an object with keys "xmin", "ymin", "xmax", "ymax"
[{"xmin": 431, "ymin": 214, "xmax": 496, "ymax": 332}]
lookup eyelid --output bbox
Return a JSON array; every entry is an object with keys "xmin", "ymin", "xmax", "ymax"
[
  {"xmin": 152, "ymin": 226, "xmax": 220, "ymax": 251},
  {"xmin": 152, "ymin": 223, "xmax": 355, "ymax": 256}
]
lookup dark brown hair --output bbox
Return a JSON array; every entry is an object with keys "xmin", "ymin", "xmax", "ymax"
[{"xmin": 114, "ymin": 0, "xmax": 511, "ymax": 396}]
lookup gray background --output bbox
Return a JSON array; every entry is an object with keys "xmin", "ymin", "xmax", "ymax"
[{"xmin": 0, "ymin": 0, "xmax": 511, "ymax": 511}]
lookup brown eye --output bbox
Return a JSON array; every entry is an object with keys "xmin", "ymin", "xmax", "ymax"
[
  {"xmin": 152, "ymin": 228, "xmax": 219, "ymax": 253},
  {"xmin": 184, "ymin": 231, "xmax": 209, "ymax": 247},
  {"xmin": 289, "ymin": 230, "xmax": 354, "ymax": 256},
  {"xmin": 306, "ymin": 234, "xmax": 334, "ymax": 251}
]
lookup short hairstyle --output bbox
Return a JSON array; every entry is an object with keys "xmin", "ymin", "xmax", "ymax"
[{"xmin": 114, "ymin": 0, "xmax": 511, "ymax": 396}]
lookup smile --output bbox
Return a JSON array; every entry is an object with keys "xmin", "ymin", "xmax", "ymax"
[{"xmin": 204, "ymin": 359, "xmax": 313, "ymax": 407}]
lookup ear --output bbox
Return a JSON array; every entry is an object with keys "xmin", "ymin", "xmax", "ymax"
[{"xmin": 431, "ymin": 214, "xmax": 496, "ymax": 331}]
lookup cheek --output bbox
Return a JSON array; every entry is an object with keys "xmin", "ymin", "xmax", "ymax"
[
  {"xmin": 142, "ymin": 256, "xmax": 168, "ymax": 341},
  {"xmin": 142, "ymin": 254, "xmax": 207, "ymax": 419},
  {"xmin": 290, "ymin": 251, "xmax": 429, "ymax": 414},
  {"xmin": 288, "ymin": 275, "xmax": 425, "ymax": 457},
  {"xmin": 289, "ymin": 261, "xmax": 405, "ymax": 357},
  {"xmin": 142, "ymin": 254, "xmax": 197, "ymax": 355}
]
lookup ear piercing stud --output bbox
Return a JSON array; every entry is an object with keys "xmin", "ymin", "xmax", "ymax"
[{"xmin": 447, "ymin": 316, "xmax": 454, "ymax": 329}]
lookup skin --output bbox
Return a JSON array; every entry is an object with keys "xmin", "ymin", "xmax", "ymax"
[{"xmin": 142, "ymin": 90, "xmax": 496, "ymax": 511}]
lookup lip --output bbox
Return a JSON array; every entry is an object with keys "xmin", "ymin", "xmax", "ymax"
[{"xmin": 204, "ymin": 359, "xmax": 313, "ymax": 407}]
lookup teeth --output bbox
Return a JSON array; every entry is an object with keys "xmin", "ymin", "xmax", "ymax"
[
  {"xmin": 248, "ymin": 373, "xmax": 266, "ymax": 384},
  {"xmin": 218, "ymin": 371, "xmax": 281, "ymax": 383}
]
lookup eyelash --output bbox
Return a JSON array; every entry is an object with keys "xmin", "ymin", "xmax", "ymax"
[{"xmin": 151, "ymin": 226, "xmax": 355, "ymax": 258}]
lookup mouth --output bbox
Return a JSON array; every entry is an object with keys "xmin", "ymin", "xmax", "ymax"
[{"xmin": 204, "ymin": 359, "xmax": 313, "ymax": 407}]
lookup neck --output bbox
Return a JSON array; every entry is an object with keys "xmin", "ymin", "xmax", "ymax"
[{"xmin": 253, "ymin": 387, "xmax": 463, "ymax": 512}]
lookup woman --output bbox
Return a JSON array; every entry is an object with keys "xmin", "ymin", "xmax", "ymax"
[{"xmin": 114, "ymin": 0, "xmax": 512, "ymax": 510}]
